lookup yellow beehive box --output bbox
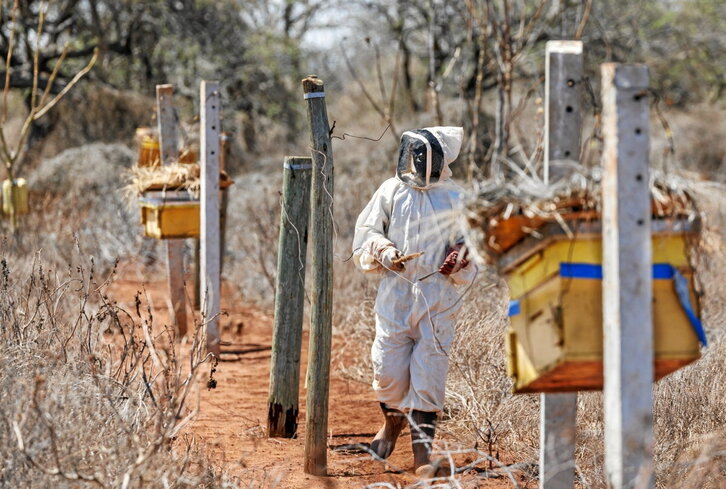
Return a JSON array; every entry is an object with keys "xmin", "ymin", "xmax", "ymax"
[
  {"xmin": 139, "ymin": 197, "xmax": 199, "ymax": 239},
  {"xmin": 2, "ymin": 178, "xmax": 29, "ymax": 215},
  {"xmin": 138, "ymin": 137, "xmax": 161, "ymax": 167},
  {"xmin": 135, "ymin": 128, "xmax": 197, "ymax": 167},
  {"xmin": 504, "ymin": 221, "xmax": 704, "ymax": 393}
]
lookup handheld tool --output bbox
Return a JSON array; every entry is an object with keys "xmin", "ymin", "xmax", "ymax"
[
  {"xmin": 417, "ymin": 238, "xmax": 467, "ymax": 281},
  {"xmin": 393, "ymin": 251, "xmax": 424, "ymax": 266}
]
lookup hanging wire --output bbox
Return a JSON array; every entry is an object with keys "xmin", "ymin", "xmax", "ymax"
[{"xmin": 330, "ymin": 122, "xmax": 391, "ymax": 142}]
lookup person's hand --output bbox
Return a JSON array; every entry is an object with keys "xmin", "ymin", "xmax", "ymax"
[
  {"xmin": 439, "ymin": 250, "xmax": 469, "ymax": 275},
  {"xmin": 379, "ymin": 246, "xmax": 406, "ymax": 272}
]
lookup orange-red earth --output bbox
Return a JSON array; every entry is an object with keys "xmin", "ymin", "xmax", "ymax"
[{"xmin": 108, "ymin": 264, "xmax": 522, "ymax": 489}]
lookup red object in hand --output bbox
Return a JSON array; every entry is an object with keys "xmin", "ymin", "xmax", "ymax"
[{"xmin": 439, "ymin": 250, "xmax": 469, "ymax": 275}]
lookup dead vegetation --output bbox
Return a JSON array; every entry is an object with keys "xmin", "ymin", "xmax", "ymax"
[
  {"xmin": 0, "ymin": 43, "xmax": 723, "ymax": 489},
  {"xmin": 0, "ymin": 251, "xmax": 228, "ymax": 487},
  {"xmin": 217, "ymin": 97, "xmax": 725, "ymax": 487}
]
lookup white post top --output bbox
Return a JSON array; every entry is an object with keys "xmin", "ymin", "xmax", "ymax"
[
  {"xmin": 546, "ymin": 40, "xmax": 583, "ymax": 54},
  {"xmin": 602, "ymin": 63, "xmax": 650, "ymax": 89}
]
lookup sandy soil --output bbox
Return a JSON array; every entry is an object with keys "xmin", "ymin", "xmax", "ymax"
[{"xmin": 108, "ymin": 264, "xmax": 522, "ymax": 489}]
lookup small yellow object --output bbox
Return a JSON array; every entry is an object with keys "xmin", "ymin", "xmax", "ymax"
[
  {"xmin": 139, "ymin": 197, "xmax": 199, "ymax": 239},
  {"xmin": 138, "ymin": 136, "xmax": 161, "ymax": 167},
  {"xmin": 504, "ymin": 224, "xmax": 701, "ymax": 393},
  {"xmin": 2, "ymin": 178, "xmax": 29, "ymax": 215}
]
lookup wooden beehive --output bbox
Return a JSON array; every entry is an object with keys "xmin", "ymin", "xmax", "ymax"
[
  {"xmin": 135, "ymin": 127, "xmax": 197, "ymax": 167},
  {"xmin": 2, "ymin": 178, "xmax": 29, "ymax": 215},
  {"xmin": 502, "ymin": 218, "xmax": 704, "ymax": 393},
  {"xmin": 139, "ymin": 194, "xmax": 199, "ymax": 239}
]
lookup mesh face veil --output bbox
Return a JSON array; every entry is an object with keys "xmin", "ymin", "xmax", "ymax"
[{"xmin": 396, "ymin": 129, "xmax": 445, "ymax": 188}]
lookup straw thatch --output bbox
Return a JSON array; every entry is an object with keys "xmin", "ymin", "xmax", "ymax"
[
  {"xmin": 124, "ymin": 162, "xmax": 234, "ymax": 202},
  {"xmin": 463, "ymin": 161, "xmax": 699, "ymax": 266}
]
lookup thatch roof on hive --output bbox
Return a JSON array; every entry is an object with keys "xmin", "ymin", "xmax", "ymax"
[{"xmin": 463, "ymin": 161, "xmax": 699, "ymax": 266}]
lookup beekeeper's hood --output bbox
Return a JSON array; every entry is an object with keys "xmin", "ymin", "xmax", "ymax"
[{"xmin": 396, "ymin": 126, "xmax": 464, "ymax": 189}]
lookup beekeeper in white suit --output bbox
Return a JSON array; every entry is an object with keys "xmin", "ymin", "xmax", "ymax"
[{"xmin": 352, "ymin": 126, "xmax": 477, "ymax": 477}]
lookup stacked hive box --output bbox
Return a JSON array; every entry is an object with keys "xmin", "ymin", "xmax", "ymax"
[
  {"xmin": 2, "ymin": 178, "xmax": 29, "ymax": 215},
  {"xmin": 139, "ymin": 192, "xmax": 200, "ymax": 239},
  {"xmin": 134, "ymin": 127, "xmax": 201, "ymax": 239},
  {"xmin": 501, "ymin": 218, "xmax": 704, "ymax": 393}
]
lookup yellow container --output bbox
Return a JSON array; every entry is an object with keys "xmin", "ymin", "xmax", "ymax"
[
  {"xmin": 139, "ymin": 197, "xmax": 199, "ymax": 239},
  {"xmin": 504, "ymin": 222, "xmax": 703, "ymax": 393},
  {"xmin": 2, "ymin": 178, "xmax": 29, "ymax": 215},
  {"xmin": 135, "ymin": 127, "xmax": 197, "ymax": 167},
  {"xmin": 138, "ymin": 137, "xmax": 161, "ymax": 167}
]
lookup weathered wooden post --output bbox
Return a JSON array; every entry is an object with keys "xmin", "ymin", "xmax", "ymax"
[
  {"xmin": 194, "ymin": 132, "xmax": 231, "ymax": 311},
  {"xmin": 601, "ymin": 64, "xmax": 653, "ymax": 489},
  {"xmin": 200, "ymin": 80, "xmax": 222, "ymax": 357},
  {"xmin": 156, "ymin": 84, "xmax": 188, "ymax": 336},
  {"xmin": 544, "ymin": 40, "xmax": 583, "ymax": 185},
  {"xmin": 267, "ymin": 156, "xmax": 312, "ymax": 438},
  {"xmin": 194, "ymin": 240, "xmax": 201, "ymax": 311},
  {"xmin": 219, "ymin": 132, "xmax": 232, "ymax": 275},
  {"xmin": 302, "ymin": 75, "xmax": 334, "ymax": 476},
  {"xmin": 539, "ymin": 40, "xmax": 582, "ymax": 489}
]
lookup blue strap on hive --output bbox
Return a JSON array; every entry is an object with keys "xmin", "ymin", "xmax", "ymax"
[
  {"xmin": 508, "ymin": 262, "xmax": 708, "ymax": 346},
  {"xmin": 671, "ymin": 267, "xmax": 708, "ymax": 346},
  {"xmin": 558, "ymin": 263, "xmax": 602, "ymax": 279},
  {"xmin": 558, "ymin": 263, "xmax": 679, "ymax": 279},
  {"xmin": 557, "ymin": 262, "xmax": 707, "ymax": 346}
]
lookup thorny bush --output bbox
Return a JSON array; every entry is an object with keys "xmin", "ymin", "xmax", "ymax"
[{"xmin": 0, "ymin": 252, "xmax": 227, "ymax": 488}]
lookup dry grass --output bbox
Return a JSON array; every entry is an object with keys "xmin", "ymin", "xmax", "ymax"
[
  {"xmin": 0, "ymin": 251, "xmax": 232, "ymax": 487},
  {"xmin": 217, "ymin": 99, "xmax": 724, "ymax": 487},
  {"xmin": 2, "ymin": 79, "xmax": 723, "ymax": 488},
  {"xmin": 0, "ymin": 143, "xmax": 282, "ymax": 488},
  {"xmin": 125, "ymin": 162, "xmax": 202, "ymax": 196}
]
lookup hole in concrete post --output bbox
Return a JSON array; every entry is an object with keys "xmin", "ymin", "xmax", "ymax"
[
  {"xmin": 567, "ymin": 79, "xmax": 575, "ymax": 87},
  {"xmin": 566, "ymin": 105, "xmax": 573, "ymax": 113},
  {"xmin": 564, "ymin": 150, "xmax": 571, "ymax": 157},
  {"xmin": 635, "ymin": 128, "xmax": 642, "ymax": 135},
  {"xmin": 637, "ymin": 219, "xmax": 644, "ymax": 226},
  {"xmin": 636, "ymin": 174, "xmax": 643, "ymax": 181},
  {"xmin": 633, "ymin": 94, "xmax": 643, "ymax": 101}
]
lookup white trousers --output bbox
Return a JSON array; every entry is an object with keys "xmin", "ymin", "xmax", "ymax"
[{"xmin": 371, "ymin": 290, "xmax": 456, "ymax": 413}]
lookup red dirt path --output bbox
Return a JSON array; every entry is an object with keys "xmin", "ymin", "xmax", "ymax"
[{"xmin": 108, "ymin": 265, "xmax": 519, "ymax": 489}]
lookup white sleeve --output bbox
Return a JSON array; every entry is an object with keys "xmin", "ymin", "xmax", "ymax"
[
  {"xmin": 352, "ymin": 181, "xmax": 396, "ymax": 273},
  {"xmin": 445, "ymin": 182, "xmax": 478, "ymax": 285}
]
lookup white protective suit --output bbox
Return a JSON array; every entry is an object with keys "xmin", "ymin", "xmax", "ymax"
[{"xmin": 352, "ymin": 126, "xmax": 477, "ymax": 413}]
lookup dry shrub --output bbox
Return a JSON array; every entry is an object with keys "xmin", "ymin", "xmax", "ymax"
[
  {"xmin": 28, "ymin": 86, "xmax": 153, "ymax": 164},
  {"xmin": 23, "ymin": 143, "xmax": 149, "ymax": 269},
  {"xmin": 0, "ymin": 253, "xmax": 230, "ymax": 488},
  {"xmin": 659, "ymin": 108, "xmax": 726, "ymax": 181},
  {"xmin": 438, "ymin": 181, "xmax": 726, "ymax": 489},
  {"xmin": 293, "ymin": 100, "xmax": 725, "ymax": 487},
  {"xmin": 223, "ymin": 169, "xmax": 283, "ymax": 307},
  {"xmin": 222, "ymin": 91, "xmax": 724, "ymax": 486},
  {"xmin": 0, "ymin": 143, "xmax": 236, "ymax": 488}
]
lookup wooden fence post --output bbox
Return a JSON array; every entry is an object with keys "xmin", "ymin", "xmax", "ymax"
[
  {"xmin": 267, "ymin": 156, "xmax": 312, "ymax": 438},
  {"xmin": 156, "ymin": 84, "xmax": 188, "ymax": 337},
  {"xmin": 194, "ymin": 240, "xmax": 201, "ymax": 311},
  {"xmin": 539, "ymin": 40, "xmax": 582, "ymax": 489},
  {"xmin": 219, "ymin": 132, "xmax": 231, "ymax": 276},
  {"xmin": 544, "ymin": 40, "xmax": 583, "ymax": 185},
  {"xmin": 302, "ymin": 75, "xmax": 334, "ymax": 476},
  {"xmin": 200, "ymin": 80, "xmax": 222, "ymax": 357},
  {"xmin": 601, "ymin": 63, "xmax": 653, "ymax": 489},
  {"xmin": 195, "ymin": 132, "xmax": 230, "ymax": 311}
]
